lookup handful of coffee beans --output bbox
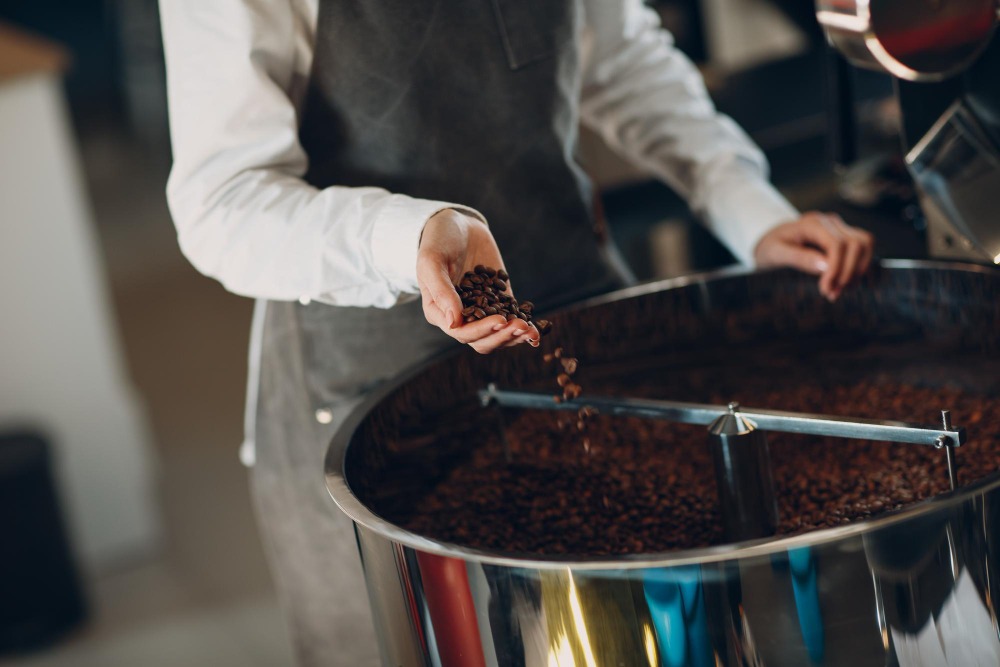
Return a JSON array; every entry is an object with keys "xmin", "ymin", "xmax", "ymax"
[{"xmin": 456, "ymin": 265, "xmax": 552, "ymax": 335}]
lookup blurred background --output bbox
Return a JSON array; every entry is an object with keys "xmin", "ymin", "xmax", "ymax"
[{"xmin": 0, "ymin": 1, "xmax": 913, "ymax": 665}]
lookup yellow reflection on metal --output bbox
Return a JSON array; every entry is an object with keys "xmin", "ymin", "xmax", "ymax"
[
  {"xmin": 566, "ymin": 573, "xmax": 599, "ymax": 667},
  {"xmin": 541, "ymin": 570, "xmax": 651, "ymax": 666},
  {"xmin": 548, "ymin": 633, "xmax": 576, "ymax": 667},
  {"xmin": 642, "ymin": 623, "xmax": 659, "ymax": 667},
  {"xmin": 545, "ymin": 572, "xmax": 598, "ymax": 667}
]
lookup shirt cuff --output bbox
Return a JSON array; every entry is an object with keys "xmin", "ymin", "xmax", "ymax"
[
  {"xmin": 370, "ymin": 195, "xmax": 487, "ymax": 295},
  {"xmin": 699, "ymin": 161, "xmax": 800, "ymax": 266}
]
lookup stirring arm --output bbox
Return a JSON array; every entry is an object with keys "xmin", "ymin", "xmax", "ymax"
[{"xmin": 478, "ymin": 384, "xmax": 966, "ymax": 448}]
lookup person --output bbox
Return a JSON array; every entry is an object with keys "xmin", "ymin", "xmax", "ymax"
[{"xmin": 159, "ymin": 0, "xmax": 874, "ymax": 664}]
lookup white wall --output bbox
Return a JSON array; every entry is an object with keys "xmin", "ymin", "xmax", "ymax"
[
  {"xmin": 701, "ymin": 0, "xmax": 807, "ymax": 73},
  {"xmin": 0, "ymin": 73, "xmax": 160, "ymax": 571}
]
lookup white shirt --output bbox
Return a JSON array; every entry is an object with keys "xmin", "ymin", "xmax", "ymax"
[
  {"xmin": 160, "ymin": 0, "xmax": 798, "ymax": 309},
  {"xmin": 159, "ymin": 0, "xmax": 800, "ymax": 465}
]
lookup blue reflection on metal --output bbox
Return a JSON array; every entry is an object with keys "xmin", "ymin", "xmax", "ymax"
[
  {"xmin": 789, "ymin": 546, "xmax": 825, "ymax": 663},
  {"xmin": 643, "ymin": 565, "xmax": 712, "ymax": 667}
]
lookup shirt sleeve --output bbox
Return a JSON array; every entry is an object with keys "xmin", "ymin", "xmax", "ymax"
[
  {"xmin": 579, "ymin": 0, "xmax": 799, "ymax": 265},
  {"xmin": 159, "ymin": 0, "xmax": 483, "ymax": 307}
]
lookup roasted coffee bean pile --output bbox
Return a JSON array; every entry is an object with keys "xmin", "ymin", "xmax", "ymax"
[
  {"xmin": 456, "ymin": 265, "xmax": 552, "ymax": 335},
  {"xmin": 388, "ymin": 375, "xmax": 1000, "ymax": 557},
  {"xmin": 401, "ymin": 414, "xmax": 722, "ymax": 554}
]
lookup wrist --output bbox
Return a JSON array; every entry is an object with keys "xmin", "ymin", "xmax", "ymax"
[{"xmin": 421, "ymin": 208, "xmax": 484, "ymax": 248}]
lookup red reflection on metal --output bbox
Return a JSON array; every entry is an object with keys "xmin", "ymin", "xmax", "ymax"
[
  {"xmin": 416, "ymin": 552, "xmax": 487, "ymax": 667},
  {"xmin": 879, "ymin": 10, "xmax": 995, "ymax": 58},
  {"xmin": 395, "ymin": 544, "xmax": 428, "ymax": 654}
]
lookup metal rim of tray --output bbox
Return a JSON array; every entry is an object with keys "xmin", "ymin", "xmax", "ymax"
[{"xmin": 324, "ymin": 258, "xmax": 1000, "ymax": 571}]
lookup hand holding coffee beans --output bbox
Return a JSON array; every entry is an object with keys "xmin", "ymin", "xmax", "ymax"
[{"xmin": 418, "ymin": 210, "xmax": 537, "ymax": 353}]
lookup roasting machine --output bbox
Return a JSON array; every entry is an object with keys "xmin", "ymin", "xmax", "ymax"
[
  {"xmin": 322, "ymin": 2, "xmax": 1000, "ymax": 665},
  {"xmin": 326, "ymin": 260, "xmax": 1000, "ymax": 666}
]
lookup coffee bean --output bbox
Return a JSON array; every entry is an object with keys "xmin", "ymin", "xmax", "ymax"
[{"xmin": 451, "ymin": 265, "xmax": 553, "ymax": 340}]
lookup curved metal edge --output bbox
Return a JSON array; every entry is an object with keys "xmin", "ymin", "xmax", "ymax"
[
  {"xmin": 880, "ymin": 20, "xmax": 998, "ymax": 84},
  {"xmin": 563, "ymin": 258, "xmax": 999, "ymax": 314},
  {"xmin": 818, "ymin": 2, "xmax": 999, "ymax": 83},
  {"xmin": 325, "ymin": 258, "xmax": 1000, "ymax": 571}
]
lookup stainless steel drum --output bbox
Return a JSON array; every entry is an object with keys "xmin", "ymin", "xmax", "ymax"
[{"xmin": 326, "ymin": 260, "xmax": 1000, "ymax": 667}]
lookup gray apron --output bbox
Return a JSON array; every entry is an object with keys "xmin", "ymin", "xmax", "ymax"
[{"xmin": 250, "ymin": 1, "xmax": 628, "ymax": 665}]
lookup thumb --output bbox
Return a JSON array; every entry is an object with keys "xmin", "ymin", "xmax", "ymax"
[{"xmin": 419, "ymin": 258, "xmax": 464, "ymax": 329}]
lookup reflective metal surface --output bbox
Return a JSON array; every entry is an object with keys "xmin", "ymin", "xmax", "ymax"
[
  {"xmin": 708, "ymin": 404, "xmax": 778, "ymax": 542},
  {"xmin": 327, "ymin": 260, "xmax": 1000, "ymax": 666},
  {"xmin": 907, "ymin": 100, "xmax": 1000, "ymax": 265},
  {"xmin": 817, "ymin": 0, "xmax": 998, "ymax": 82},
  {"xmin": 480, "ymin": 387, "xmax": 967, "ymax": 448}
]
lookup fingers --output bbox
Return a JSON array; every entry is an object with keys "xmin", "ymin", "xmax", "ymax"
[
  {"xmin": 757, "ymin": 212, "xmax": 876, "ymax": 302},
  {"xmin": 839, "ymin": 218, "xmax": 875, "ymax": 283},
  {"xmin": 447, "ymin": 315, "xmax": 508, "ymax": 343},
  {"xmin": 807, "ymin": 215, "xmax": 846, "ymax": 300},
  {"xmin": 764, "ymin": 243, "xmax": 830, "ymax": 278},
  {"xmin": 422, "ymin": 307, "xmax": 535, "ymax": 354},
  {"xmin": 836, "ymin": 228, "xmax": 862, "ymax": 295},
  {"xmin": 856, "ymin": 229, "xmax": 874, "ymax": 273},
  {"xmin": 502, "ymin": 323, "xmax": 540, "ymax": 349},
  {"xmin": 468, "ymin": 320, "xmax": 535, "ymax": 354},
  {"xmin": 793, "ymin": 213, "xmax": 870, "ymax": 301},
  {"xmin": 819, "ymin": 215, "xmax": 875, "ymax": 299}
]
